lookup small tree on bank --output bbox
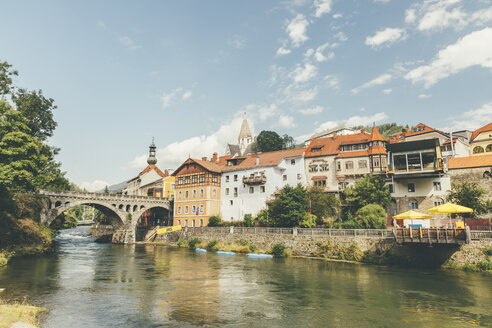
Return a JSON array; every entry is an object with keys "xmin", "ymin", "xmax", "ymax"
[
  {"xmin": 268, "ymin": 184, "xmax": 309, "ymax": 227},
  {"xmin": 343, "ymin": 175, "xmax": 391, "ymax": 217},
  {"xmin": 307, "ymin": 186, "xmax": 341, "ymax": 226},
  {"xmin": 355, "ymin": 204, "xmax": 387, "ymax": 229},
  {"xmin": 208, "ymin": 215, "xmax": 222, "ymax": 227},
  {"xmin": 447, "ymin": 182, "xmax": 492, "ymax": 217}
]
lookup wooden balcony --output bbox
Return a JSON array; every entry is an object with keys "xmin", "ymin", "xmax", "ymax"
[{"xmin": 242, "ymin": 175, "xmax": 267, "ymax": 185}]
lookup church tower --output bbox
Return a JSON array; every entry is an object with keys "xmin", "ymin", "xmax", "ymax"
[
  {"xmin": 238, "ymin": 114, "xmax": 253, "ymax": 155},
  {"xmin": 147, "ymin": 137, "xmax": 157, "ymax": 165}
]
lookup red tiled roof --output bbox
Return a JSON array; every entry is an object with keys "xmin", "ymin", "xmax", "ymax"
[
  {"xmin": 471, "ymin": 123, "xmax": 492, "ymax": 141},
  {"xmin": 388, "ymin": 123, "xmax": 448, "ymax": 143},
  {"xmin": 172, "ymin": 158, "xmax": 222, "ymax": 176},
  {"xmin": 448, "ymin": 154, "xmax": 492, "ymax": 169},
  {"xmin": 336, "ymin": 150, "xmax": 371, "ymax": 158},
  {"xmin": 138, "ymin": 164, "xmax": 166, "ymax": 178},
  {"xmin": 221, "ymin": 148, "xmax": 306, "ymax": 172},
  {"xmin": 370, "ymin": 125, "xmax": 384, "ymax": 141},
  {"xmin": 368, "ymin": 146, "xmax": 387, "ymax": 155},
  {"xmin": 312, "ymin": 175, "xmax": 327, "ymax": 180},
  {"xmin": 306, "ymin": 131, "xmax": 387, "ymax": 158}
]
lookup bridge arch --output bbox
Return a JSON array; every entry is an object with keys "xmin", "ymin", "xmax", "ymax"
[{"xmin": 133, "ymin": 205, "xmax": 172, "ymax": 228}]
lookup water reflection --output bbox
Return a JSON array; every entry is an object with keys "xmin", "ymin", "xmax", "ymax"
[{"xmin": 0, "ymin": 227, "xmax": 491, "ymax": 327}]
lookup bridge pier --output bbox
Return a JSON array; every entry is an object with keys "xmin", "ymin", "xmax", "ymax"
[{"xmin": 112, "ymin": 227, "xmax": 136, "ymax": 244}]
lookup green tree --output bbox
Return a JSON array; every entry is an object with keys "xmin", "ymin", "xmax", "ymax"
[
  {"xmin": 343, "ymin": 175, "xmax": 391, "ymax": 215},
  {"xmin": 243, "ymin": 213, "xmax": 254, "ymax": 227},
  {"xmin": 255, "ymin": 209, "xmax": 270, "ymax": 227},
  {"xmin": 447, "ymin": 182, "xmax": 490, "ymax": 217},
  {"xmin": 355, "ymin": 204, "xmax": 387, "ymax": 229},
  {"xmin": 307, "ymin": 186, "xmax": 341, "ymax": 225},
  {"xmin": 269, "ymin": 184, "xmax": 309, "ymax": 227},
  {"xmin": 0, "ymin": 61, "xmax": 18, "ymax": 96},
  {"xmin": 252, "ymin": 130, "xmax": 284, "ymax": 152},
  {"xmin": 208, "ymin": 215, "xmax": 222, "ymax": 227},
  {"xmin": 282, "ymin": 134, "xmax": 295, "ymax": 149}
]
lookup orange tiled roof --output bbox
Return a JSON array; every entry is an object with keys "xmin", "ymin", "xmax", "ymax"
[
  {"xmin": 448, "ymin": 154, "xmax": 492, "ymax": 169},
  {"xmin": 370, "ymin": 125, "xmax": 384, "ymax": 141},
  {"xmin": 138, "ymin": 164, "xmax": 165, "ymax": 178},
  {"xmin": 221, "ymin": 148, "xmax": 305, "ymax": 172},
  {"xmin": 336, "ymin": 150, "xmax": 371, "ymax": 158},
  {"xmin": 388, "ymin": 123, "xmax": 448, "ymax": 143},
  {"xmin": 312, "ymin": 175, "xmax": 328, "ymax": 180},
  {"xmin": 368, "ymin": 146, "xmax": 387, "ymax": 155},
  {"xmin": 470, "ymin": 123, "xmax": 492, "ymax": 141},
  {"xmin": 306, "ymin": 131, "xmax": 387, "ymax": 158}
]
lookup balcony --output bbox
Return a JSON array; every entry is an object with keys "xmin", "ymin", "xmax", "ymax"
[{"xmin": 242, "ymin": 175, "xmax": 267, "ymax": 185}]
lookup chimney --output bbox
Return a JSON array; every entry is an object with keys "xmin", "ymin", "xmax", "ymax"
[
  {"xmin": 212, "ymin": 152, "xmax": 218, "ymax": 163},
  {"xmin": 202, "ymin": 157, "xmax": 207, "ymax": 161}
]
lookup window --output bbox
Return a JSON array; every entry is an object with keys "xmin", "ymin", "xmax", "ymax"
[
  {"xmin": 249, "ymin": 186, "xmax": 254, "ymax": 194},
  {"xmin": 185, "ymin": 190, "xmax": 189, "ymax": 198},
  {"xmin": 192, "ymin": 205, "xmax": 196, "ymax": 213},
  {"xmin": 388, "ymin": 184, "xmax": 394, "ymax": 193},
  {"xmin": 311, "ymin": 147, "xmax": 323, "ymax": 152},
  {"xmin": 408, "ymin": 183, "xmax": 415, "ymax": 192},
  {"xmin": 200, "ymin": 174, "xmax": 205, "ymax": 183},
  {"xmin": 226, "ymin": 175, "xmax": 230, "ymax": 182},
  {"xmin": 171, "ymin": 194, "xmax": 174, "ymax": 200},
  {"xmin": 212, "ymin": 189, "xmax": 217, "ymax": 197},
  {"xmin": 212, "ymin": 175, "xmax": 218, "ymax": 183},
  {"xmin": 291, "ymin": 159, "xmax": 296, "ymax": 165},
  {"xmin": 408, "ymin": 200, "xmax": 418, "ymax": 210},
  {"xmin": 192, "ymin": 189, "xmax": 196, "ymax": 198},
  {"xmin": 200, "ymin": 189, "xmax": 204, "ymax": 197},
  {"xmin": 192, "ymin": 220, "xmax": 195, "ymax": 227},
  {"xmin": 200, "ymin": 205, "xmax": 204, "ymax": 213},
  {"xmin": 434, "ymin": 200, "xmax": 444, "ymax": 207},
  {"xmin": 374, "ymin": 159, "xmax": 380, "ymax": 167},
  {"xmin": 358, "ymin": 160, "xmax": 367, "ymax": 169},
  {"xmin": 185, "ymin": 176, "xmax": 190, "ymax": 184},
  {"xmin": 433, "ymin": 182, "xmax": 441, "ymax": 191},
  {"xmin": 200, "ymin": 219, "xmax": 203, "ymax": 227},
  {"xmin": 473, "ymin": 146, "xmax": 484, "ymax": 154},
  {"xmin": 225, "ymin": 188, "xmax": 229, "ymax": 195},
  {"xmin": 320, "ymin": 164, "xmax": 329, "ymax": 171},
  {"xmin": 234, "ymin": 187, "xmax": 238, "ymax": 197},
  {"xmin": 177, "ymin": 206, "xmax": 181, "ymax": 214},
  {"xmin": 337, "ymin": 162, "xmax": 341, "ymax": 170},
  {"xmin": 185, "ymin": 220, "xmax": 188, "ymax": 227},
  {"xmin": 178, "ymin": 220, "xmax": 181, "ymax": 226},
  {"xmin": 260, "ymin": 186, "xmax": 265, "ymax": 193},
  {"xmin": 234, "ymin": 174, "xmax": 238, "ymax": 182},
  {"xmin": 192, "ymin": 175, "xmax": 198, "ymax": 183},
  {"xmin": 283, "ymin": 175, "xmax": 287, "ymax": 181},
  {"xmin": 297, "ymin": 173, "xmax": 302, "ymax": 180},
  {"xmin": 338, "ymin": 182, "xmax": 348, "ymax": 190},
  {"xmin": 171, "ymin": 184, "xmax": 175, "ymax": 190},
  {"xmin": 487, "ymin": 144, "xmax": 492, "ymax": 152},
  {"xmin": 351, "ymin": 145, "xmax": 356, "ymax": 151},
  {"xmin": 230, "ymin": 200, "xmax": 233, "ymax": 205},
  {"xmin": 314, "ymin": 180, "xmax": 326, "ymax": 187},
  {"xmin": 178, "ymin": 177, "xmax": 183, "ymax": 185},
  {"xmin": 178, "ymin": 191, "xmax": 182, "ymax": 199},
  {"xmin": 345, "ymin": 161, "xmax": 354, "ymax": 170},
  {"xmin": 185, "ymin": 206, "xmax": 189, "ymax": 214},
  {"xmin": 309, "ymin": 164, "xmax": 318, "ymax": 172}
]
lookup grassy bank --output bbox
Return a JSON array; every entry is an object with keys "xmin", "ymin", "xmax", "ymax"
[{"xmin": 0, "ymin": 299, "xmax": 46, "ymax": 328}]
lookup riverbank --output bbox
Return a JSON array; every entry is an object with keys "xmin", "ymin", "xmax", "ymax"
[
  {"xmin": 0, "ymin": 298, "xmax": 46, "ymax": 328},
  {"xmin": 147, "ymin": 229, "xmax": 492, "ymax": 272}
]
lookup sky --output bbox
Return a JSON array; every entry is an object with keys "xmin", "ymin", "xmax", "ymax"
[{"xmin": 1, "ymin": 0, "xmax": 492, "ymax": 191}]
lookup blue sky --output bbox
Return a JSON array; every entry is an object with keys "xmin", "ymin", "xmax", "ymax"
[{"xmin": 1, "ymin": 0, "xmax": 492, "ymax": 190}]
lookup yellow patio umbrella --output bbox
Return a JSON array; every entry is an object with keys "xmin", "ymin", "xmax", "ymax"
[
  {"xmin": 427, "ymin": 202, "xmax": 473, "ymax": 228},
  {"xmin": 393, "ymin": 210, "xmax": 432, "ymax": 227}
]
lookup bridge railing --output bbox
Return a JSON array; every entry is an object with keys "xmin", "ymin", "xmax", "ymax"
[
  {"xmin": 470, "ymin": 230, "xmax": 492, "ymax": 241},
  {"xmin": 39, "ymin": 189, "xmax": 170, "ymax": 202},
  {"xmin": 394, "ymin": 228, "xmax": 468, "ymax": 244}
]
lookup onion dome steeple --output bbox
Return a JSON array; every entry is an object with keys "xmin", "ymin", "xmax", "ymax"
[{"xmin": 147, "ymin": 137, "xmax": 157, "ymax": 165}]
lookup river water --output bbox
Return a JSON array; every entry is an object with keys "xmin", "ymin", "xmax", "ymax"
[{"xmin": 0, "ymin": 227, "xmax": 491, "ymax": 327}]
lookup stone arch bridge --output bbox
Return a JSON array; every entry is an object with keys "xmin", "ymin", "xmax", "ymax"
[{"xmin": 39, "ymin": 190, "xmax": 172, "ymax": 244}]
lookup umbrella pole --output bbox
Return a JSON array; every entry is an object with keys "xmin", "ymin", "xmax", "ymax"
[{"xmin": 449, "ymin": 213, "xmax": 452, "ymax": 228}]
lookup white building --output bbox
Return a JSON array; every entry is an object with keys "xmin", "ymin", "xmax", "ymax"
[{"xmin": 220, "ymin": 148, "xmax": 306, "ymax": 221}]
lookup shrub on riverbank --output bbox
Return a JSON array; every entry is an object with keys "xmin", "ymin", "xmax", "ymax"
[
  {"xmin": 270, "ymin": 242, "xmax": 286, "ymax": 256},
  {"xmin": 188, "ymin": 237, "xmax": 201, "ymax": 249},
  {"xmin": 0, "ymin": 298, "xmax": 46, "ymax": 328}
]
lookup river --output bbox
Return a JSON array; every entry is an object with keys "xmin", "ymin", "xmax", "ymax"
[{"xmin": 0, "ymin": 227, "xmax": 491, "ymax": 327}]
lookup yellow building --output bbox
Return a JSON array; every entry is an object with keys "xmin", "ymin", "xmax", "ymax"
[
  {"xmin": 470, "ymin": 123, "xmax": 492, "ymax": 155},
  {"xmin": 171, "ymin": 155, "xmax": 221, "ymax": 227},
  {"xmin": 139, "ymin": 173, "xmax": 176, "ymax": 200}
]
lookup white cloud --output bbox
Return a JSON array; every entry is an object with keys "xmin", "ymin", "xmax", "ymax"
[
  {"xmin": 418, "ymin": 93, "xmax": 432, "ymax": 99},
  {"xmin": 290, "ymin": 62, "xmax": 318, "ymax": 83},
  {"xmin": 286, "ymin": 14, "xmax": 310, "ymax": 47},
  {"xmin": 118, "ymin": 36, "xmax": 142, "ymax": 50},
  {"xmin": 365, "ymin": 28, "xmax": 407, "ymax": 48},
  {"xmin": 405, "ymin": 9, "xmax": 417, "ymax": 23},
  {"xmin": 352, "ymin": 73, "xmax": 392, "ymax": 94},
  {"xmin": 315, "ymin": 120, "xmax": 338, "ymax": 132},
  {"xmin": 314, "ymin": 43, "xmax": 334, "ymax": 62},
  {"xmin": 276, "ymin": 46, "xmax": 292, "ymax": 56},
  {"xmin": 277, "ymin": 115, "xmax": 296, "ymax": 128},
  {"xmin": 334, "ymin": 31, "xmax": 348, "ymax": 42},
  {"xmin": 258, "ymin": 103, "xmax": 279, "ymax": 121},
  {"xmin": 161, "ymin": 87, "xmax": 193, "ymax": 108},
  {"xmin": 229, "ymin": 34, "xmax": 247, "ymax": 49},
  {"xmin": 383, "ymin": 88, "xmax": 392, "ymax": 94},
  {"xmin": 324, "ymin": 74, "xmax": 341, "ymax": 89},
  {"xmin": 442, "ymin": 101, "xmax": 492, "ymax": 131},
  {"xmin": 299, "ymin": 106, "xmax": 323, "ymax": 115},
  {"xmin": 314, "ymin": 112, "xmax": 388, "ymax": 132},
  {"xmin": 314, "ymin": 0, "xmax": 333, "ymax": 18},
  {"xmin": 405, "ymin": 27, "xmax": 492, "ymax": 87},
  {"xmin": 405, "ymin": 0, "xmax": 467, "ymax": 32},
  {"xmin": 79, "ymin": 180, "xmax": 109, "ymax": 192},
  {"xmin": 284, "ymin": 85, "xmax": 318, "ymax": 103},
  {"xmin": 374, "ymin": 0, "xmax": 391, "ymax": 3},
  {"xmin": 332, "ymin": 13, "xmax": 343, "ymax": 19},
  {"xmin": 470, "ymin": 7, "xmax": 492, "ymax": 26}
]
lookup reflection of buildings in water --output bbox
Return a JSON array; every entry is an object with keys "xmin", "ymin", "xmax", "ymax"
[{"xmin": 155, "ymin": 249, "xmax": 221, "ymax": 324}]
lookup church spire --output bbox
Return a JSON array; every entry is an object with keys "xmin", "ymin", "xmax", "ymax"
[
  {"xmin": 238, "ymin": 113, "xmax": 252, "ymax": 141},
  {"xmin": 147, "ymin": 137, "xmax": 157, "ymax": 165}
]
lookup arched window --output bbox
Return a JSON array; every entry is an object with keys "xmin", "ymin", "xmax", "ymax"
[
  {"xmin": 486, "ymin": 144, "xmax": 492, "ymax": 152},
  {"xmin": 473, "ymin": 146, "xmax": 484, "ymax": 154}
]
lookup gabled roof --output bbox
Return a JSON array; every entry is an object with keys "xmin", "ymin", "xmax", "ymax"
[
  {"xmin": 448, "ymin": 154, "xmax": 492, "ymax": 169},
  {"xmin": 305, "ymin": 131, "xmax": 386, "ymax": 158},
  {"xmin": 138, "ymin": 164, "xmax": 166, "ymax": 178},
  {"xmin": 470, "ymin": 123, "xmax": 492, "ymax": 141},
  {"xmin": 226, "ymin": 144, "xmax": 240, "ymax": 155},
  {"xmin": 172, "ymin": 158, "xmax": 222, "ymax": 176},
  {"xmin": 370, "ymin": 125, "xmax": 384, "ymax": 141},
  {"xmin": 221, "ymin": 148, "xmax": 305, "ymax": 172},
  {"xmin": 388, "ymin": 123, "xmax": 448, "ymax": 143}
]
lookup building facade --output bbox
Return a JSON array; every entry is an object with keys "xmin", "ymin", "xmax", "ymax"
[
  {"xmin": 172, "ymin": 155, "xmax": 222, "ymax": 227},
  {"xmin": 469, "ymin": 123, "xmax": 492, "ymax": 155},
  {"xmin": 220, "ymin": 148, "xmax": 306, "ymax": 221}
]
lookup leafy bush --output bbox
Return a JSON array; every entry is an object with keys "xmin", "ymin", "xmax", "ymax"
[
  {"xmin": 206, "ymin": 239, "xmax": 218, "ymax": 250},
  {"xmin": 484, "ymin": 248, "xmax": 492, "ymax": 256},
  {"xmin": 270, "ymin": 242, "xmax": 286, "ymax": 256},
  {"xmin": 208, "ymin": 216, "xmax": 222, "ymax": 227},
  {"xmin": 299, "ymin": 213, "xmax": 316, "ymax": 228},
  {"xmin": 355, "ymin": 204, "xmax": 387, "ymax": 229},
  {"xmin": 478, "ymin": 260, "xmax": 492, "ymax": 271},
  {"xmin": 176, "ymin": 239, "xmax": 186, "ymax": 248},
  {"xmin": 243, "ymin": 214, "xmax": 254, "ymax": 227},
  {"xmin": 188, "ymin": 237, "xmax": 201, "ymax": 249},
  {"xmin": 255, "ymin": 209, "xmax": 270, "ymax": 227},
  {"xmin": 333, "ymin": 219, "xmax": 362, "ymax": 229},
  {"xmin": 239, "ymin": 239, "xmax": 249, "ymax": 246},
  {"xmin": 249, "ymin": 244, "xmax": 258, "ymax": 253}
]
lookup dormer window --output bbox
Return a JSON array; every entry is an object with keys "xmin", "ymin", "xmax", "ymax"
[{"xmin": 311, "ymin": 147, "xmax": 323, "ymax": 152}]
